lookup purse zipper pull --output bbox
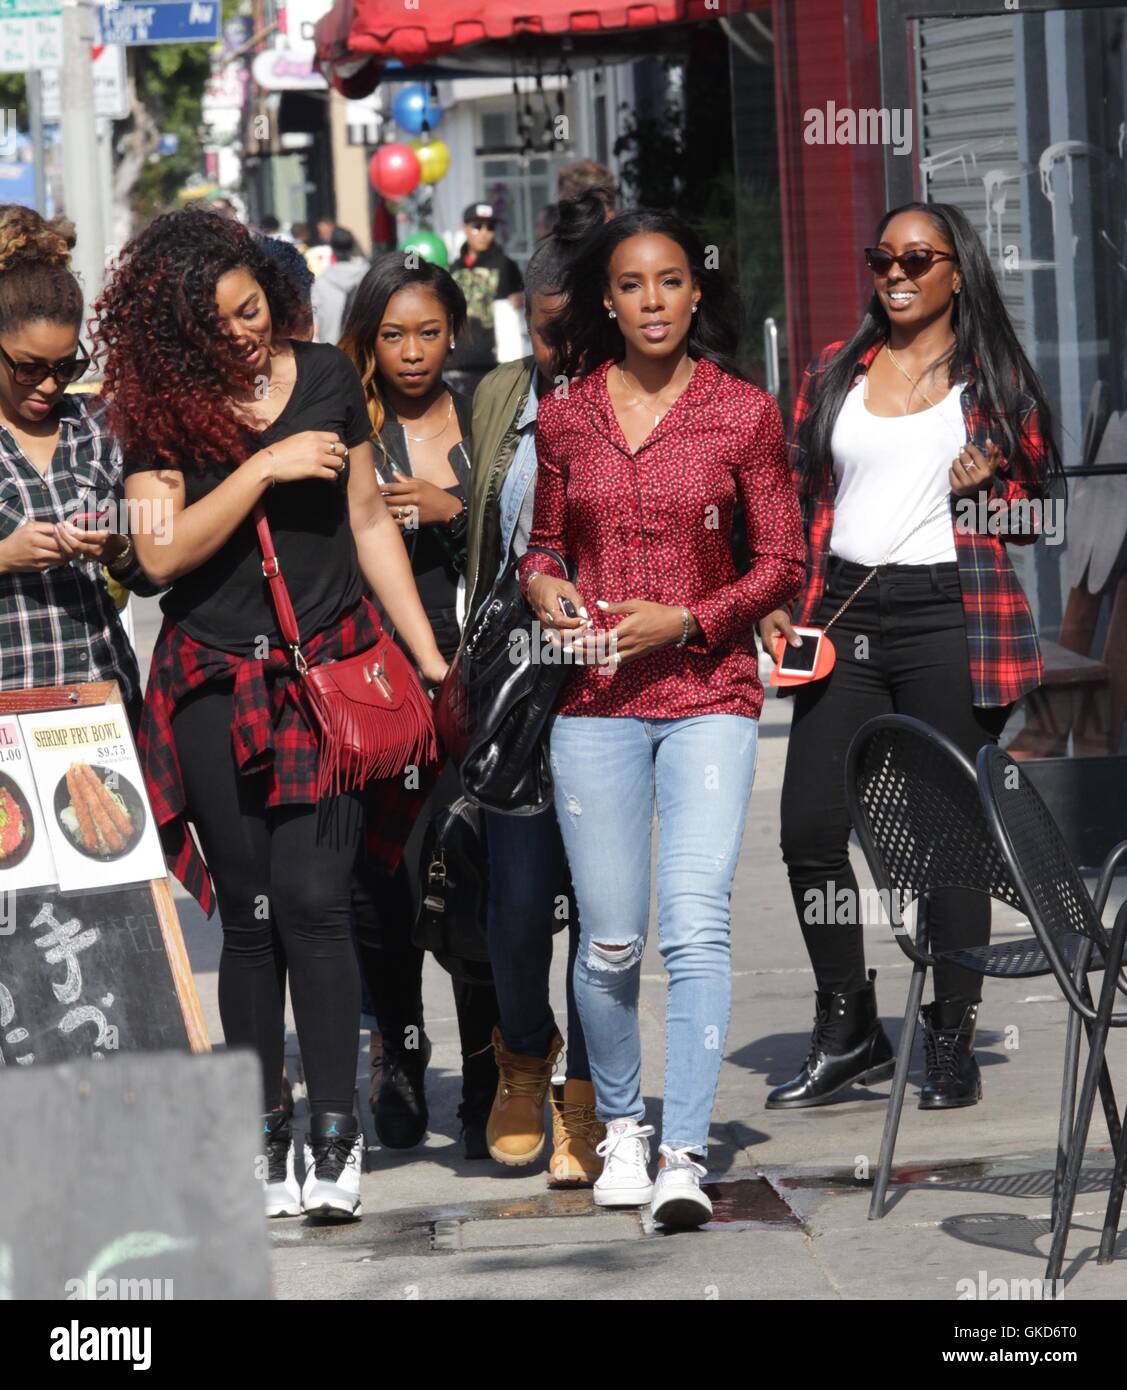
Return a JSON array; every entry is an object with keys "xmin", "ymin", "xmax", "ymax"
[{"xmin": 363, "ymin": 659, "xmax": 393, "ymax": 700}]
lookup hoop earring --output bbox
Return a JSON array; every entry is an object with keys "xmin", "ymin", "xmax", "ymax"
[{"xmin": 607, "ymin": 309, "xmax": 617, "ymax": 319}]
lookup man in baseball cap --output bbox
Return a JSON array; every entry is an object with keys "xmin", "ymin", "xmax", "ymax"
[{"xmin": 449, "ymin": 201, "xmax": 525, "ymax": 397}]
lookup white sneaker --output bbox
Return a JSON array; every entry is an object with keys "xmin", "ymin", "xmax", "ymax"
[
  {"xmin": 301, "ymin": 1116, "xmax": 363, "ymax": 1220},
  {"xmin": 651, "ymin": 1144, "xmax": 712, "ymax": 1228},
  {"xmin": 593, "ymin": 1119, "xmax": 655, "ymax": 1207},
  {"xmin": 262, "ymin": 1113, "xmax": 301, "ymax": 1218}
]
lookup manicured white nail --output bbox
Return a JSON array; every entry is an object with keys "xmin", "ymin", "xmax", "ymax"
[
  {"xmin": 596, "ymin": 600, "xmax": 609, "ymax": 610},
  {"xmin": 578, "ymin": 606, "xmax": 589, "ymax": 619}
]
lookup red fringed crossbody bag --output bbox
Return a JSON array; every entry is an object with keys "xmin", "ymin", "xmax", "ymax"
[{"xmin": 254, "ymin": 504, "xmax": 436, "ymax": 798}]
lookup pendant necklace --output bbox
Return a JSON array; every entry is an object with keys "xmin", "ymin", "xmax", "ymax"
[
  {"xmin": 402, "ymin": 392, "xmax": 453, "ymax": 443},
  {"xmin": 616, "ymin": 363, "xmax": 693, "ymax": 428}
]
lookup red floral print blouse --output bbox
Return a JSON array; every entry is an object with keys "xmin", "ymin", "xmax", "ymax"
[{"xmin": 518, "ymin": 357, "xmax": 805, "ymax": 720}]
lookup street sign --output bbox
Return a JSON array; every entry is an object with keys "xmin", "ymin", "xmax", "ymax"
[
  {"xmin": 0, "ymin": 13, "xmax": 61, "ymax": 70},
  {"xmin": 0, "ymin": 0, "xmax": 58, "ymax": 15},
  {"xmin": 96, "ymin": 0, "xmax": 220, "ymax": 46},
  {"xmin": 41, "ymin": 44, "xmax": 128, "ymax": 121}
]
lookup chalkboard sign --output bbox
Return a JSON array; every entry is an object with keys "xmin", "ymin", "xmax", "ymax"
[
  {"xmin": 0, "ymin": 1051, "xmax": 270, "ymax": 1300},
  {"xmin": 0, "ymin": 883, "xmax": 196, "ymax": 1063},
  {"xmin": 0, "ymin": 682, "xmax": 208, "ymax": 1062}
]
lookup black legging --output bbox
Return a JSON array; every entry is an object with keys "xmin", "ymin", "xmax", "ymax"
[
  {"xmin": 780, "ymin": 558, "xmax": 1011, "ymax": 1003},
  {"xmin": 172, "ymin": 681, "xmax": 364, "ymax": 1114}
]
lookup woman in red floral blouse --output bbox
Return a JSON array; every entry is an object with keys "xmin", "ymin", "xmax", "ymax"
[
  {"xmin": 518, "ymin": 210, "xmax": 804, "ymax": 1227},
  {"xmin": 761, "ymin": 202, "xmax": 1061, "ymax": 1115}
]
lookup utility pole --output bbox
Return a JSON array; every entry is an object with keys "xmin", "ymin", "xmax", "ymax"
[{"xmin": 59, "ymin": 0, "xmax": 103, "ymax": 319}]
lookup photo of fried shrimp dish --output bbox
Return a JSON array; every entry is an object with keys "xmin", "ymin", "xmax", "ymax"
[{"xmin": 55, "ymin": 762, "xmax": 144, "ymax": 860}]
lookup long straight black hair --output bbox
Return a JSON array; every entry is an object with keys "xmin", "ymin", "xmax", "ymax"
[
  {"xmin": 542, "ymin": 209, "xmax": 745, "ymax": 381},
  {"xmin": 794, "ymin": 201, "xmax": 1063, "ymax": 506}
]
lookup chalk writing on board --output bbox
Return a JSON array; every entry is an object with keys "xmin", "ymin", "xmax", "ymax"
[
  {"xmin": 0, "ymin": 979, "xmax": 34, "ymax": 1065},
  {"xmin": 0, "ymin": 901, "xmax": 120, "ymax": 1067}
]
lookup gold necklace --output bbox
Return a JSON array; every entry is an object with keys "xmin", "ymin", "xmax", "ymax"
[
  {"xmin": 401, "ymin": 392, "xmax": 453, "ymax": 443},
  {"xmin": 884, "ymin": 344, "xmax": 952, "ymax": 413},
  {"xmin": 615, "ymin": 363, "xmax": 694, "ymax": 427}
]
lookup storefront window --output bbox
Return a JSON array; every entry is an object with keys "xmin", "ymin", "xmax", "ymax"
[
  {"xmin": 882, "ymin": 2, "xmax": 1127, "ymax": 758},
  {"xmin": 475, "ymin": 103, "xmax": 570, "ymax": 264}
]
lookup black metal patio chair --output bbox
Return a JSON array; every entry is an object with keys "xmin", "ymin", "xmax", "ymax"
[
  {"xmin": 977, "ymin": 743, "xmax": 1127, "ymax": 1282},
  {"xmin": 845, "ymin": 715, "xmax": 1125, "ymax": 1230}
]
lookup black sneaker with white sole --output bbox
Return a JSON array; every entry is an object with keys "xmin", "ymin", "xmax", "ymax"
[
  {"xmin": 263, "ymin": 1106, "xmax": 301, "ymax": 1218},
  {"xmin": 301, "ymin": 1112, "xmax": 362, "ymax": 1219}
]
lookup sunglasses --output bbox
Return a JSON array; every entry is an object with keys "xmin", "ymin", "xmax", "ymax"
[
  {"xmin": 0, "ymin": 341, "xmax": 92, "ymax": 388},
  {"xmin": 864, "ymin": 247, "xmax": 956, "ymax": 279},
  {"xmin": 468, "ymin": 221, "xmax": 495, "ymax": 232}
]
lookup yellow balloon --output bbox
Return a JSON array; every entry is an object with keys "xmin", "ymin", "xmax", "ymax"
[{"xmin": 413, "ymin": 138, "xmax": 450, "ymax": 185}]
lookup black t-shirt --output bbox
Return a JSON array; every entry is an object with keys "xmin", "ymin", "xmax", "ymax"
[
  {"xmin": 124, "ymin": 340, "xmax": 372, "ymax": 655},
  {"xmin": 449, "ymin": 243, "xmax": 524, "ymax": 371}
]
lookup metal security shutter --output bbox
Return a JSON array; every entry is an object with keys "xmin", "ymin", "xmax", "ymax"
[{"xmin": 915, "ymin": 15, "xmax": 1025, "ymax": 338}]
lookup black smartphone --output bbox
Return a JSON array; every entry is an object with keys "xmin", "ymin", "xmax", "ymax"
[{"xmin": 559, "ymin": 597, "xmax": 578, "ymax": 619}]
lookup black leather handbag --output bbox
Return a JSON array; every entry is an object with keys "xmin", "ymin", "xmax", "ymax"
[
  {"xmin": 435, "ymin": 545, "xmax": 571, "ymax": 815},
  {"xmin": 411, "ymin": 795, "xmax": 492, "ymax": 984}
]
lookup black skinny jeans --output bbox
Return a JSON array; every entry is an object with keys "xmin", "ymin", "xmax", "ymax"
[
  {"xmin": 780, "ymin": 557, "xmax": 1012, "ymax": 1003},
  {"xmin": 172, "ymin": 682, "xmax": 364, "ymax": 1115}
]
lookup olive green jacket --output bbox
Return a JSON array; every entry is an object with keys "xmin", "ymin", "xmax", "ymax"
[{"xmin": 464, "ymin": 356, "xmax": 536, "ymax": 625}]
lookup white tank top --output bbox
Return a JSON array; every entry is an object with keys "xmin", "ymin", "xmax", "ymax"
[{"xmin": 828, "ymin": 378, "xmax": 965, "ymax": 566}]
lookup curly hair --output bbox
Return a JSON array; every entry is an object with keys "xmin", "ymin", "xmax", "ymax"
[
  {"xmin": 0, "ymin": 204, "xmax": 82, "ymax": 334},
  {"xmin": 93, "ymin": 209, "xmax": 305, "ymax": 472}
]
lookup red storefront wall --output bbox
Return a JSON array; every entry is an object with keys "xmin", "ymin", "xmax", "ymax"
[{"xmin": 772, "ymin": 0, "xmax": 888, "ymax": 396}]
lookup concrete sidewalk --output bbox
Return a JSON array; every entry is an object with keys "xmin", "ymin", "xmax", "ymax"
[{"xmin": 132, "ymin": 596, "xmax": 1127, "ymax": 1301}]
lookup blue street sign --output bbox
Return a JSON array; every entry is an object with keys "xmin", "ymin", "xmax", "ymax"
[{"xmin": 96, "ymin": 1, "xmax": 220, "ymax": 47}]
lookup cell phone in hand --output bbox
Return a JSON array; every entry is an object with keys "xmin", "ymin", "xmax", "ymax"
[{"xmin": 558, "ymin": 596, "xmax": 578, "ymax": 619}]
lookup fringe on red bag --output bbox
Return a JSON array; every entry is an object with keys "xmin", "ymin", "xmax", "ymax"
[{"xmin": 308, "ymin": 678, "xmax": 438, "ymax": 799}]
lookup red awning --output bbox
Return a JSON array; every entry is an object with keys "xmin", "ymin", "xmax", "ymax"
[{"xmin": 315, "ymin": 0, "xmax": 751, "ymax": 96}]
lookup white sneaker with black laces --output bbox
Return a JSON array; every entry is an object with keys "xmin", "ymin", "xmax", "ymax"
[
  {"xmin": 301, "ymin": 1113, "xmax": 363, "ymax": 1219},
  {"xmin": 651, "ymin": 1144, "xmax": 712, "ymax": 1228},
  {"xmin": 593, "ymin": 1119, "xmax": 655, "ymax": 1207},
  {"xmin": 262, "ymin": 1111, "xmax": 301, "ymax": 1218}
]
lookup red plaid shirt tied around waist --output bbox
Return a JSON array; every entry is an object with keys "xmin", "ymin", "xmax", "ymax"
[
  {"xmin": 789, "ymin": 340, "xmax": 1045, "ymax": 708},
  {"xmin": 140, "ymin": 596, "xmax": 436, "ymax": 916}
]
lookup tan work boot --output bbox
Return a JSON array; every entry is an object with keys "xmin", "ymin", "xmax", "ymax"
[
  {"xmin": 486, "ymin": 1027, "xmax": 562, "ymax": 1166},
  {"xmin": 548, "ymin": 1076, "xmax": 605, "ymax": 1188}
]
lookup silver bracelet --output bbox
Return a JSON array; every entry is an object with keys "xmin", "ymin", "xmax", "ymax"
[{"xmin": 675, "ymin": 606, "xmax": 690, "ymax": 647}]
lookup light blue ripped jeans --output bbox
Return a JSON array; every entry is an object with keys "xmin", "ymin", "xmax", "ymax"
[{"xmin": 549, "ymin": 713, "xmax": 758, "ymax": 1155}]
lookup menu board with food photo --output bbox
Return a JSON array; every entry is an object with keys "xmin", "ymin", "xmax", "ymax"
[
  {"xmin": 17, "ymin": 706, "xmax": 166, "ymax": 892},
  {"xmin": 0, "ymin": 717, "xmax": 58, "ymax": 891}
]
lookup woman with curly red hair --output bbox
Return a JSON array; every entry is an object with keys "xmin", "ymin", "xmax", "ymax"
[{"xmin": 96, "ymin": 210, "xmax": 448, "ymax": 1221}]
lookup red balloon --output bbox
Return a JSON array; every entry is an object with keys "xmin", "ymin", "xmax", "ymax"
[{"xmin": 368, "ymin": 144, "xmax": 421, "ymax": 199}]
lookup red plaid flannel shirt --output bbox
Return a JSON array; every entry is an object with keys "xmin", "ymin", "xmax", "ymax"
[
  {"xmin": 789, "ymin": 340, "xmax": 1045, "ymax": 708},
  {"xmin": 139, "ymin": 597, "xmax": 437, "ymax": 916}
]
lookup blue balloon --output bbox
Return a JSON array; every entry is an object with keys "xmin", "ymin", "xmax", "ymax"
[{"xmin": 392, "ymin": 84, "xmax": 443, "ymax": 135}]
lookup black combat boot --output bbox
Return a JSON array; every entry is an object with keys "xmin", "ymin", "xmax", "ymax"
[
  {"xmin": 457, "ymin": 1043, "xmax": 499, "ymax": 1161},
  {"xmin": 918, "ymin": 999, "xmax": 982, "ymax": 1109},
  {"xmin": 375, "ymin": 1032, "xmax": 432, "ymax": 1149},
  {"xmin": 766, "ymin": 969, "xmax": 895, "ymax": 1109}
]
